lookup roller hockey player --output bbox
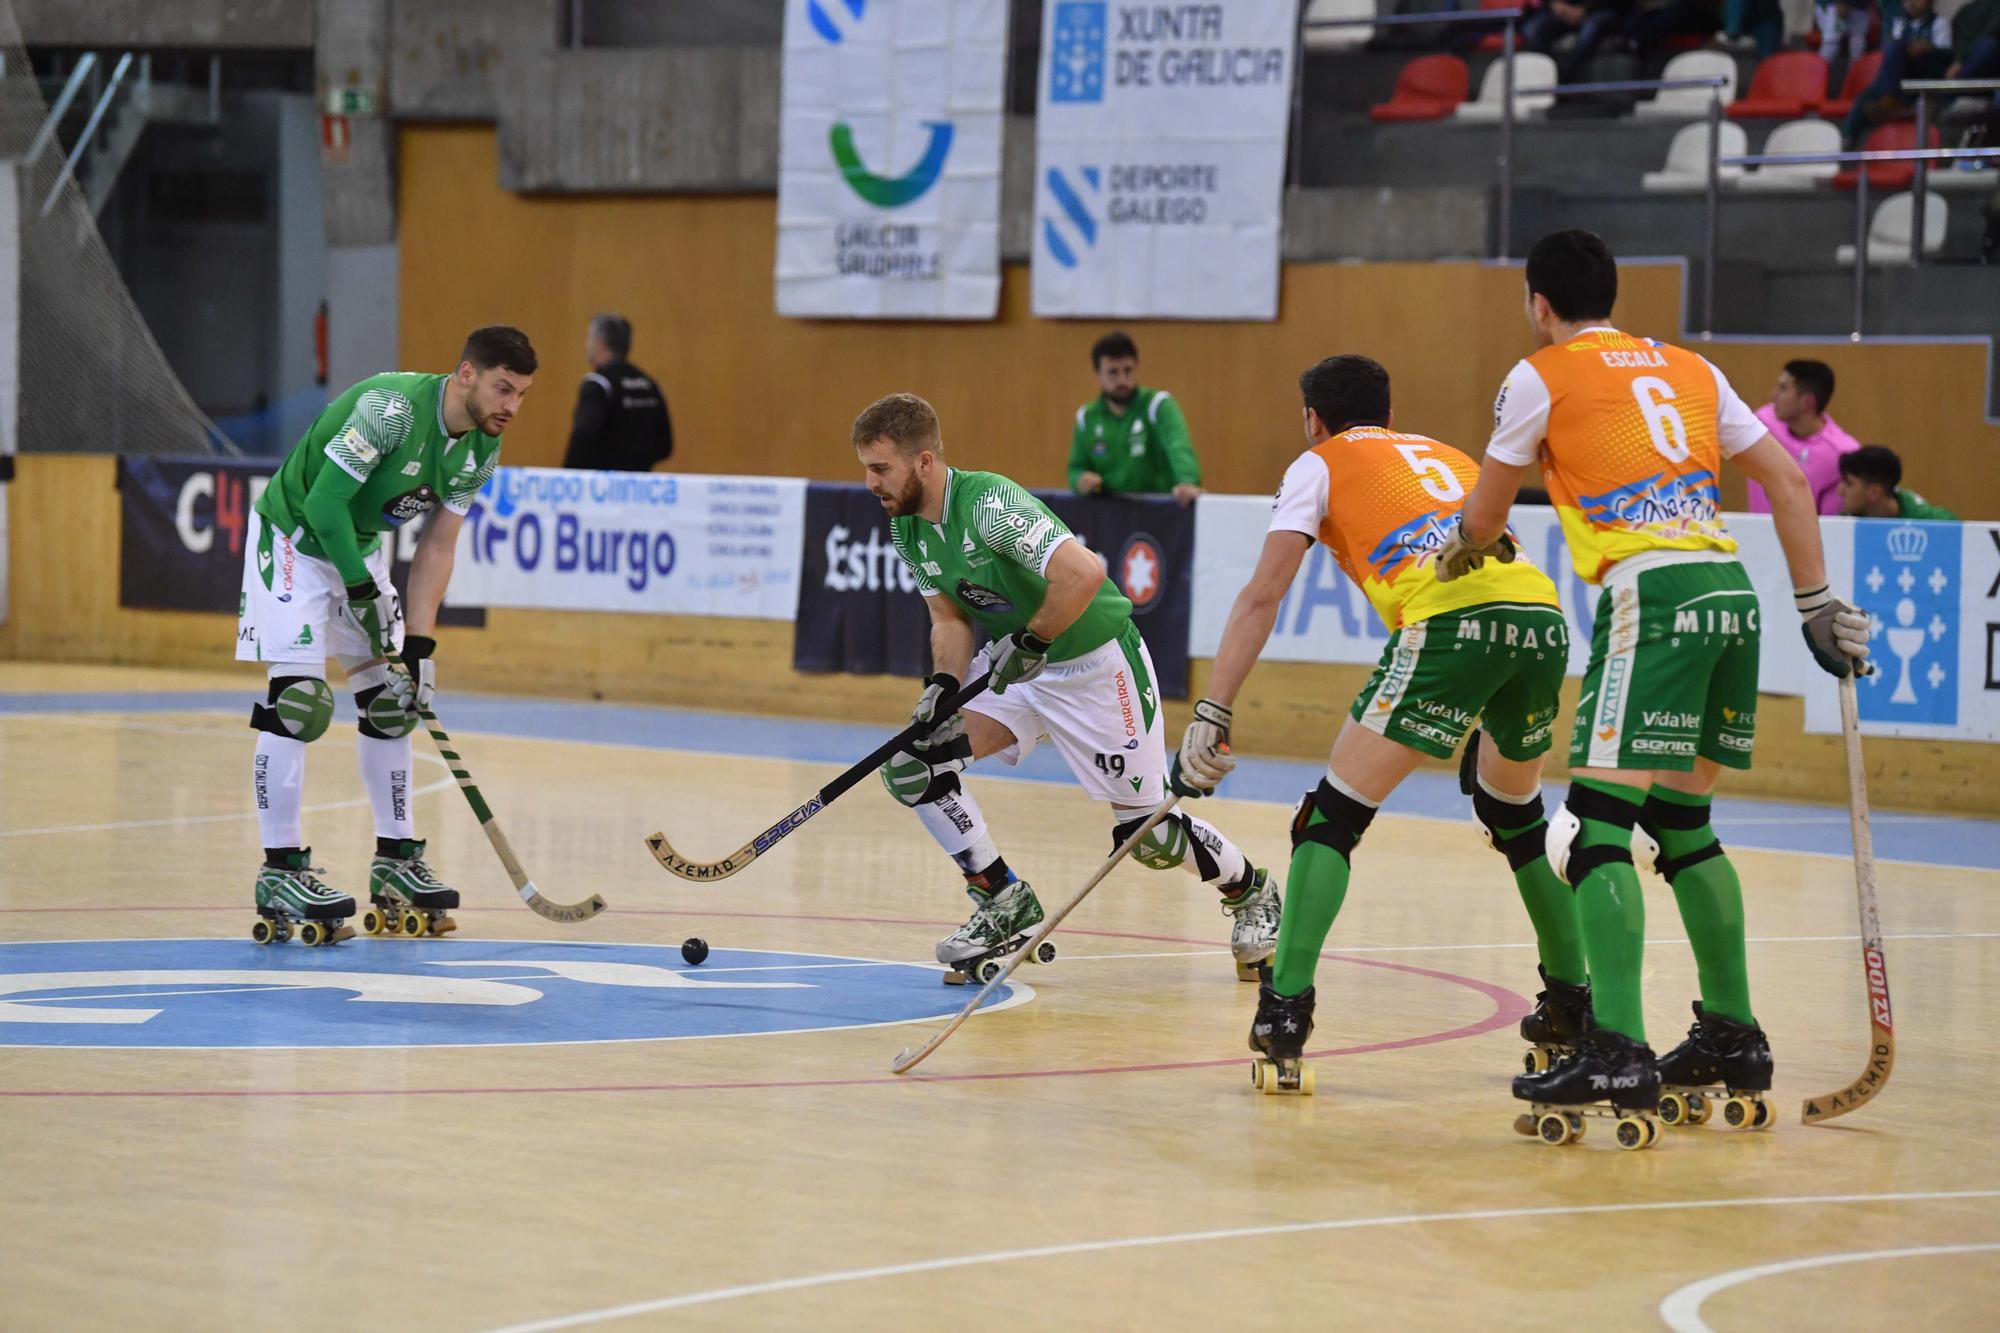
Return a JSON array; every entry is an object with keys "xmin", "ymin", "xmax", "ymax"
[
  {"xmin": 236, "ymin": 326, "xmax": 537, "ymax": 944},
  {"xmin": 854, "ymin": 393, "xmax": 1280, "ymax": 984}
]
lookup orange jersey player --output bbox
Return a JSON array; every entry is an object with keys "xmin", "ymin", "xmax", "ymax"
[
  {"xmin": 1448, "ymin": 230, "xmax": 1871, "ymax": 1147},
  {"xmin": 1173, "ymin": 354, "xmax": 1585, "ymax": 1098}
]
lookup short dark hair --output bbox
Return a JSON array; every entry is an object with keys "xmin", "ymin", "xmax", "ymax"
[
  {"xmin": 590, "ymin": 313, "xmax": 632, "ymax": 359},
  {"xmin": 1525, "ymin": 229, "xmax": 1618, "ymax": 323},
  {"xmin": 852, "ymin": 392, "xmax": 942, "ymax": 455},
  {"xmin": 1299, "ymin": 355, "xmax": 1392, "ymax": 436},
  {"xmin": 1091, "ymin": 330, "xmax": 1138, "ymax": 368},
  {"xmin": 1839, "ymin": 444, "xmax": 1901, "ymax": 490},
  {"xmin": 460, "ymin": 325, "xmax": 538, "ymax": 376},
  {"xmin": 1783, "ymin": 359, "xmax": 1835, "ymax": 413}
]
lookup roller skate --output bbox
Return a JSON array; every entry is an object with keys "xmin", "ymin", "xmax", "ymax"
[
  {"xmin": 251, "ymin": 850, "xmax": 355, "ymax": 946},
  {"xmin": 363, "ymin": 837, "xmax": 460, "ymax": 937},
  {"xmin": 1520, "ymin": 964, "xmax": 1594, "ymax": 1074},
  {"xmin": 937, "ymin": 878, "xmax": 1054, "ymax": 985},
  {"xmin": 1222, "ymin": 869, "xmax": 1281, "ymax": 982},
  {"xmin": 1655, "ymin": 1002, "xmax": 1775, "ymax": 1130},
  {"xmin": 1512, "ymin": 1028, "xmax": 1661, "ymax": 1150},
  {"xmin": 1249, "ymin": 981, "xmax": 1315, "ymax": 1095}
]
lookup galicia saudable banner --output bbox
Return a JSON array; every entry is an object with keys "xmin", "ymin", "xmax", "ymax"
[
  {"xmin": 1033, "ymin": 1, "xmax": 1298, "ymax": 320},
  {"xmin": 775, "ymin": 0, "xmax": 1007, "ymax": 319}
]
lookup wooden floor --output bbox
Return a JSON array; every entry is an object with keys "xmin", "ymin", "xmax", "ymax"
[{"xmin": 2, "ymin": 663, "xmax": 1996, "ymax": 1331}]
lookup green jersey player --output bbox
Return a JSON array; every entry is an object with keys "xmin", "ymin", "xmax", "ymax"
[
  {"xmin": 236, "ymin": 326, "xmax": 537, "ymax": 945},
  {"xmin": 853, "ymin": 392, "xmax": 1279, "ymax": 981}
]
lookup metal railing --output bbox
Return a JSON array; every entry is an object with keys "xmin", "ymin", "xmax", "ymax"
[
  {"xmin": 34, "ymin": 50, "xmax": 138, "ymax": 217},
  {"xmin": 1299, "ymin": 9, "xmax": 1524, "ymax": 255},
  {"xmin": 1715, "ymin": 147, "xmax": 2000, "ymax": 338},
  {"xmin": 1903, "ymin": 79, "xmax": 2000, "ymax": 268}
]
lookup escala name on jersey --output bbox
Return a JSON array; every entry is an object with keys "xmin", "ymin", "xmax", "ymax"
[{"xmin": 1599, "ymin": 349, "xmax": 1668, "ymax": 369}]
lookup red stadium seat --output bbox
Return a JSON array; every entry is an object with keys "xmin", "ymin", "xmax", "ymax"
[
  {"xmin": 1831, "ymin": 121, "xmax": 1939, "ymax": 193},
  {"xmin": 1475, "ymin": 0, "xmax": 1522, "ymax": 54},
  {"xmin": 1371, "ymin": 54, "xmax": 1471, "ymax": 122},
  {"xmin": 1728, "ymin": 51, "xmax": 1829, "ymax": 120},
  {"xmin": 1819, "ymin": 50, "xmax": 1883, "ymax": 119}
]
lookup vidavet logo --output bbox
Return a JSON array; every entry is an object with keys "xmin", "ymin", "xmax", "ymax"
[
  {"xmin": 1042, "ymin": 166, "xmax": 1100, "ymax": 268},
  {"xmin": 830, "ymin": 121, "xmax": 954, "ymax": 207},
  {"xmin": 807, "ymin": 0, "xmax": 865, "ymax": 44}
]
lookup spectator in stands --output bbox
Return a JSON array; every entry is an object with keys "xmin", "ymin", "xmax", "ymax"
[
  {"xmin": 1748, "ymin": 359, "xmax": 1859, "ymax": 515},
  {"xmin": 1624, "ymin": 0, "xmax": 1722, "ymax": 61},
  {"xmin": 1811, "ymin": 2, "xmax": 1874, "ymax": 69},
  {"xmin": 1837, "ymin": 444, "xmax": 1960, "ymax": 519},
  {"xmin": 1069, "ymin": 330, "xmax": 1203, "ymax": 505},
  {"xmin": 562, "ymin": 314, "xmax": 674, "ymax": 472},
  {"xmin": 1522, "ymin": 0, "xmax": 1635, "ymax": 82},
  {"xmin": 1717, "ymin": 0, "xmax": 1785, "ymax": 56},
  {"xmin": 1948, "ymin": 0, "xmax": 2000, "ymax": 86},
  {"xmin": 1843, "ymin": 0, "xmax": 1955, "ymax": 146}
]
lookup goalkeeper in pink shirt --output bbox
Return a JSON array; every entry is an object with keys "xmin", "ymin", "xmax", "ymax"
[{"xmin": 1746, "ymin": 359, "xmax": 1859, "ymax": 516}]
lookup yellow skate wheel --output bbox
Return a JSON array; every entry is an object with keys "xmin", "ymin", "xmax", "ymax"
[
  {"xmin": 1658, "ymin": 1091, "xmax": 1690, "ymax": 1126},
  {"xmin": 251, "ymin": 919, "xmax": 275, "ymax": 945},
  {"xmin": 1749, "ymin": 1098, "xmax": 1773, "ymax": 1130},
  {"xmin": 1523, "ymin": 1047, "xmax": 1551, "ymax": 1075},
  {"xmin": 399, "ymin": 909, "xmax": 424, "ymax": 936},
  {"xmin": 1723, "ymin": 1096, "xmax": 1754, "ymax": 1129},
  {"xmin": 1567, "ymin": 1112, "xmax": 1586, "ymax": 1140},
  {"xmin": 298, "ymin": 922, "xmax": 324, "ymax": 947},
  {"xmin": 1536, "ymin": 1113, "xmax": 1571, "ymax": 1145},
  {"xmin": 1296, "ymin": 1065, "xmax": 1316, "ymax": 1096},
  {"xmin": 361, "ymin": 908, "xmax": 385, "ymax": 936},
  {"xmin": 1251, "ymin": 1061, "xmax": 1266, "ymax": 1089},
  {"xmin": 1615, "ymin": 1118, "xmax": 1649, "ymax": 1150},
  {"xmin": 1688, "ymin": 1095, "xmax": 1713, "ymax": 1125},
  {"xmin": 1258, "ymin": 1063, "xmax": 1283, "ymax": 1096}
]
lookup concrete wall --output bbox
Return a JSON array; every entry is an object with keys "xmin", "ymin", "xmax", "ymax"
[
  {"xmin": 580, "ymin": 0, "xmax": 783, "ymax": 47},
  {"xmin": 13, "ymin": 0, "xmax": 313, "ymax": 48},
  {"xmin": 387, "ymin": 0, "xmax": 561, "ymax": 122},
  {"xmin": 325, "ymin": 243, "xmax": 398, "ymax": 392}
]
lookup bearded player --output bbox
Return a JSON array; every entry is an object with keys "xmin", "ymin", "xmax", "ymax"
[
  {"xmin": 1445, "ymin": 231, "xmax": 1869, "ymax": 1139},
  {"xmin": 855, "ymin": 393, "xmax": 1281, "ymax": 981},
  {"xmin": 236, "ymin": 326, "xmax": 537, "ymax": 944}
]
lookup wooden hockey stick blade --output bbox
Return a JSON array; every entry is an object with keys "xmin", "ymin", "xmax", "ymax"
[
  {"xmin": 420, "ymin": 709, "xmax": 608, "ymax": 923},
  {"xmin": 1801, "ymin": 673, "xmax": 1893, "ymax": 1123},
  {"xmin": 645, "ymin": 673, "xmax": 993, "ymax": 883},
  {"xmin": 890, "ymin": 796, "xmax": 1181, "ymax": 1076}
]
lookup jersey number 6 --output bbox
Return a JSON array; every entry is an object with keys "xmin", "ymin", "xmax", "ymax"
[
  {"xmin": 1632, "ymin": 376, "xmax": 1691, "ymax": 463},
  {"xmin": 1393, "ymin": 441, "xmax": 1464, "ymax": 503}
]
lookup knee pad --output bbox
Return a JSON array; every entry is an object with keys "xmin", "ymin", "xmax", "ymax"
[
  {"xmin": 1289, "ymin": 779, "xmax": 1375, "ymax": 860},
  {"xmin": 1471, "ymin": 783, "xmax": 1549, "ymax": 874},
  {"xmin": 1548, "ymin": 783, "xmax": 1648, "ymax": 886},
  {"xmin": 355, "ymin": 684, "xmax": 418, "ymax": 740},
  {"xmin": 1114, "ymin": 811, "xmax": 1190, "ymax": 870},
  {"xmin": 1639, "ymin": 795, "xmax": 1723, "ymax": 882},
  {"xmin": 879, "ymin": 735, "xmax": 970, "ymax": 808},
  {"xmin": 250, "ymin": 675, "xmax": 333, "ymax": 742}
]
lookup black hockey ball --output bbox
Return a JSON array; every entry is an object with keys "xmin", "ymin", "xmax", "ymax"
[{"xmin": 681, "ymin": 937, "xmax": 710, "ymax": 966}]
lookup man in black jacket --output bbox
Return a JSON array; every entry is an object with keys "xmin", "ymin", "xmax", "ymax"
[{"xmin": 563, "ymin": 314, "xmax": 673, "ymax": 472}]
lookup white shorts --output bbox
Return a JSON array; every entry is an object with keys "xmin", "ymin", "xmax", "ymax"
[
  {"xmin": 964, "ymin": 627, "xmax": 1167, "ymax": 806},
  {"xmin": 236, "ymin": 510, "xmax": 402, "ymax": 671}
]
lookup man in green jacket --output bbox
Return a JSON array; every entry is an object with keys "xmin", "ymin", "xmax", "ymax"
[
  {"xmin": 1837, "ymin": 445, "xmax": 1960, "ymax": 520},
  {"xmin": 1068, "ymin": 330, "xmax": 1203, "ymax": 505}
]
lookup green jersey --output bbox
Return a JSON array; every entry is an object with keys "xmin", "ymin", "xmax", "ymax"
[
  {"xmin": 889, "ymin": 469, "xmax": 1132, "ymax": 662},
  {"xmin": 1893, "ymin": 489, "xmax": 1958, "ymax": 522},
  {"xmin": 256, "ymin": 371, "xmax": 502, "ymax": 587},
  {"xmin": 1068, "ymin": 386, "xmax": 1200, "ymax": 495}
]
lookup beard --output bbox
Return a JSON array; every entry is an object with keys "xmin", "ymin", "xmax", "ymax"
[
  {"xmin": 1106, "ymin": 384, "xmax": 1137, "ymax": 408},
  {"xmin": 877, "ymin": 471, "xmax": 925, "ymax": 517}
]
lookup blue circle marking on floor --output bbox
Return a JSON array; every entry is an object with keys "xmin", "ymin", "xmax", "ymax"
[{"xmin": 0, "ymin": 939, "xmax": 1026, "ymax": 1049}]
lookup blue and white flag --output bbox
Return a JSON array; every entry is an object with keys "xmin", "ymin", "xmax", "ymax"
[
  {"xmin": 775, "ymin": 0, "xmax": 1007, "ymax": 319},
  {"xmin": 1033, "ymin": 1, "xmax": 1298, "ymax": 319}
]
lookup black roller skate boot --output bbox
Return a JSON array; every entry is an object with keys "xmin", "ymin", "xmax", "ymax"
[
  {"xmin": 1249, "ymin": 982, "xmax": 1315, "ymax": 1095},
  {"xmin": 1512, "ymin": 1028, "xmax": 1661, "ymax": 1150},
  {"xmin": 1520, "ymin": 964, "xmax": 1594, "ymax": 1074},
  {"xmin": 1655, "ymin": 1002, "xmax": 1775, "ymax": 1130}
]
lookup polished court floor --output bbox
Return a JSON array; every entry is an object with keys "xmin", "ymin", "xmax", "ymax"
[{"xmin": 2, "ymin": 663, "xmax": 1996, "ymax": 1331}]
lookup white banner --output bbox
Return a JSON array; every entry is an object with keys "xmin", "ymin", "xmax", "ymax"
[
  {"xmin": 447, "ymin": 470, "xmax": 806, "ymax": 620},
  {"xmin": 775, "ymin": 0, "xmax": 1006, "ymax": 320},
  {"xmin": 1190, "ymin": 497, "xmax": 1820, "ymax": 698},
  {"xmin": 1032, "ymin": 0, "xmax": 1297, "ymax": 319},
  {"xmin": 1803, "ymin": 519, "xmax": 2000, "ymax": 741}
]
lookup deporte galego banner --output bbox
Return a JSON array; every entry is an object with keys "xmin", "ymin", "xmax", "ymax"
[
  {"xmin": 1032, "ymin": 0, "xmax": 1297, "ymax": 319},
  {"xmin": 793, "ymin": 481, "xmax": 1195, "ymax": 696},
  {"xmin": 775, "ymin": 0, "xmax": 1007, "ymax": 319},
  {"xmin": 446, "ymin": 468, "xmax": 806, "ymax": 619}
]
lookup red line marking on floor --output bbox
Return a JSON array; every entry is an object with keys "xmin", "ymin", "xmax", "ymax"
[{"xmin": 0, "ymin": 911, "xmax": 1529, "ymax": 1097}]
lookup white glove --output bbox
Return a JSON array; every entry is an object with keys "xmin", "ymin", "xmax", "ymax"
[
  {"xmin": 340, "ymin": 579, "xmax": 400, "ymax": 659},
  {"xmin": 400, "ymin": 636, "xmax": 438, "ymax": 713},
  {"xmin": 1174, "ymin": 698, "xmax": 1237, "ymax": 795},
  {"xmin": 910, "ymin": 672, "xmax": 964, "ymax": 751}
]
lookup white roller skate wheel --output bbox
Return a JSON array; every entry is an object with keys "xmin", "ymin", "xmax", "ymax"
[
  {"xmin": 1033, "ymin": 941, "xmax": 1057, "ymax": 965},
  {"xmin": 976, "ymin": 959, "xmax": 1004, "ymax": 985}
]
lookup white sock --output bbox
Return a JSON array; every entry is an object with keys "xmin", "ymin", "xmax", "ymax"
[
  {"xmin": 254, "ymin": 732, "xmax": 306, "ymax": 850},
  {"xmin": 1183, "ymin": 813, "xmax": 1250, "ymax": 890},
  {"xmin": 914, "ymin": 785, "xmax": 1001, "ymax": 878},
  {"xmin": 357, "ymin": 733, "xmax": 415, "ymax": 841}
]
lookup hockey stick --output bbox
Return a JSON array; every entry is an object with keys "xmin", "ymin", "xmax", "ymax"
[
  {"xmin": 1800, "ymin": 671, "xmax": 1893, "ymax": 1124},
  {"xmin": 891, "ymin": 795, "xmax": 1181, "ymax": 1075},
  {"xmin": 419, "ymin": 706, "xmax": 608, "ymax": 924},
  {"xmin": 646, "ymin": 672, "xmax": 993, "ymax": 883}
]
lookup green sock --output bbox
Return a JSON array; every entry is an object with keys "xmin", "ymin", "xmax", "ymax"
[
  {"xmin": 1485, "ymin": 796, "xmax": 1587, "ymax": 985},
  {"xmin": 1649, "ymin": 786, "xmax": 1754, "ymax": 1026},
  {"xmin": 1570, "ymin": 778, "xmax": 1649, "ymax": 1043},
  {"xmin": 1271, "ymin": 839, "xmax": 1351, "ymax": 998}
]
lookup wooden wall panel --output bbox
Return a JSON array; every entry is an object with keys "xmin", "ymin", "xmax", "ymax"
[{"xmin": 399, "ymin": 126, "xmax": 1997, "ymax": 516}]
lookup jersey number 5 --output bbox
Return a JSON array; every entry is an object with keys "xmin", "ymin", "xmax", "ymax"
[
  {"xmin": 1393, "ymin": 441, "xmax": 1464, "ymax": 503},
  {"xmin": 1632, "ymin": 377, "xmax": 1691, "ymax": 463}
]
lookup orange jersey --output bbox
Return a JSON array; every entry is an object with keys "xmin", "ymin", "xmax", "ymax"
[
  {"xmin": 1485, "ymin": 327, "xmax": 1767, "ymax": 584},
  {"xmin": 1271, "ymin": 426, "xmax": 1558, "ymax": 631}
]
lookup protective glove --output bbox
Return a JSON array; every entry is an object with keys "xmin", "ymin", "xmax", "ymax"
[
  {"xmin": 1795, "ymin": 585, "xmax": 1874, "ymax": 678},
  {"xmin": 1434, "ymin": 520, "xmax": 1518, "ymax": 584},
  {"xmin": 401, "ymin": 635, "xmax": 438, "ymax": 713},
  {"xmin": 910, "ymin": 672, "xmax": 964, "ymax": 750},
  {"xmin": 988, "ymin": 630, "xmax": 1051, "ymax": 695},
  {"xmin": 340, "ymin": 579, "xmax": 400, "ymax": 659},
  {"xmin": 1173, "ymin": 698, "xmax": 1237, "ymax": 797}
]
